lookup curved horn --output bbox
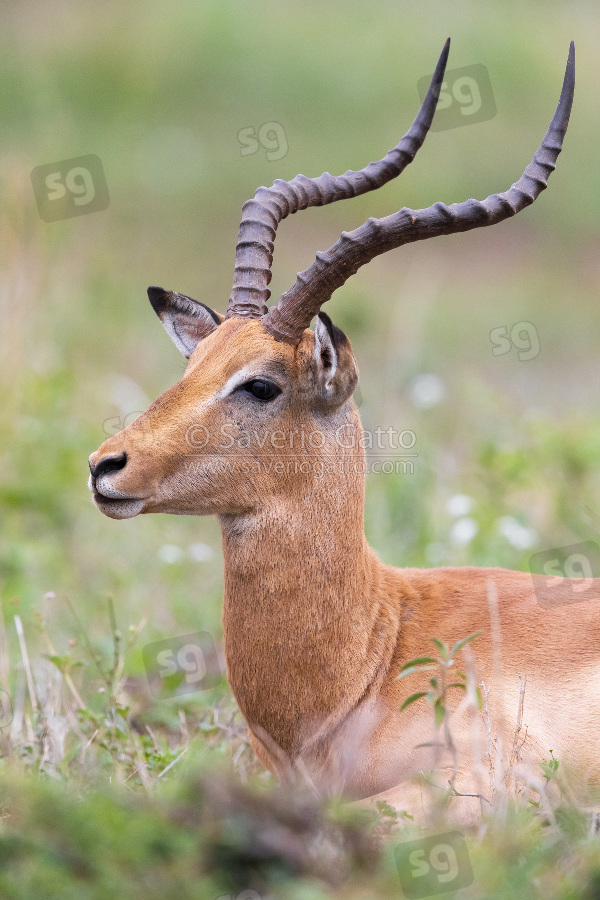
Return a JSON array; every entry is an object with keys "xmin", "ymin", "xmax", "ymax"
[
  {"xmin": 263, "ymin": 42, "xmax": 575, "ymax": 344},
  {"xmin": 225, "ymin": 38, "xmax": 451, "ymax": 320}
]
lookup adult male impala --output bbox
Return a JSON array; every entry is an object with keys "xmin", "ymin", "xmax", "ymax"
[{"xmin": 89, "ymin": 41, "xmax": 592, "ymax": 816}]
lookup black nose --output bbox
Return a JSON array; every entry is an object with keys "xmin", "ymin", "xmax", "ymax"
[{"xmin": 89, "ymin": 452, "xmax": 127, "ymax": 480}]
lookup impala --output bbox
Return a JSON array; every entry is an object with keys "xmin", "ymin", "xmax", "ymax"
[{"xmin": 89, "ymin": 41, "xmax": 591, "ymax": 817}]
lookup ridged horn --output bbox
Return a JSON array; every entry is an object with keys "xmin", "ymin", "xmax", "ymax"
[
  {"xmin": 263, "ymin": 42, "xmax": 575, "ymax": 344},
  {"xmin": 225, "ymin": 39, "xmax": 451, "ymax": 320}
]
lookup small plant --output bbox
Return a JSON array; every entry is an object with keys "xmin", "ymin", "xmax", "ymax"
[
  {"xmin": 397, "ymin": 633, "xmax": 483, "ymax": 799},
  {"xmin": 529, "ymin": 750, "xmax": 560, "ymax": 811},
  {"xmin": 397, "ymin": 632, "xmax": 482, "ymax": 722},
  {"xmin": 541, "ymin": 749, "xmax": 560, "ymax": 781},
  {"xmin": 373, "ymin": 799, "xmax": 413, "ymax": 836}
]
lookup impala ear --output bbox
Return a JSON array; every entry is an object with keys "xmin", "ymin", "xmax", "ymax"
[
  {"xmin": 147, "ymin": 286, "xmax": 223, "ymax": 357},
  {"xmin": 312, "ymin": 312, "xmax": 359, "ymax": 408}
]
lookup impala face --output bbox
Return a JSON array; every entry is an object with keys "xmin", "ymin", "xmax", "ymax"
[{"xmin": 89, "ymin": 306, "xmax": 359, "ymax": 520}]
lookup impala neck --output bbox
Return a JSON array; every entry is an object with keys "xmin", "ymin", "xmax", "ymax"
[{"xmin": 218, "ymin": 408, "xmax": 399, "ymax": 762}]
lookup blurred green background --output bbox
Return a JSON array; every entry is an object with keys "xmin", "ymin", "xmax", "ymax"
[{"xmin": 1, "ymin": 0, "xmax": 600, "ymax": 676}]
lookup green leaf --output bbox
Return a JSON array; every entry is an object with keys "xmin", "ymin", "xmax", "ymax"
[
  {"xmin": 396, "ymin": 664, "xmax": 436, "ymax": 680},
  {"xmin": 415, "ymin": 741, "xmax": 445, "ymax": 749},
  {"xmin": 400, "ymin": 691, "xmax": 428, "ymax": 711},
  {"xmin": 450, "ymin": 631, "xmax": 482, "ymax": 658},
  {"xmin": 400, "ymin": 656, "xmax": 438, "ymax": 669},
  {"xmin": 375, "ymin": 800, "xmax": 399, "ymax": 820},
  {"xmin": 429, "ymin": 677, "xmax": 439, "ymax": 691},
  {"xmin": 43, "ymin": 653, "xmax": 71, "ymax": 673},
  {"xmin": 434, "ymin": 697, "xmax": 446, "ymax": 728},
  {"xmin": 430, "ymin": 638, "xmax": 449, "ymax": 660},
  {"xmin": 447, "ymin": 682, "xmax": 466, "ymax": 691}
]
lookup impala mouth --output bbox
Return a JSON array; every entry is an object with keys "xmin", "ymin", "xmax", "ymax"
[{"xmin": 88, "ymin": 475, "xmax": 146, "ymax": 520}]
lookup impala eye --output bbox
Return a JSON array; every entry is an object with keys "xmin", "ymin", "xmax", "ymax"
[{"xmin": 239, "ymin": 379, "xmax": 282, "ymax": 401}]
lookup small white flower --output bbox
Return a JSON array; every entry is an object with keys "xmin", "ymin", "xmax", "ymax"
[
  {"xmin": 188, "ymin": 543, "xmax": 215, "ymax": 563},
  {"xmin": 446, "ymin": 494, "xmax": 474, "ymax": 518},
  {"xmin": 497, "ymin": 516, "xmax": 538, "ymax": 550},
  {"xmin": 408, "ymin": 373, "xmax": 446, "ymax": 410},
  {"xmin": 449, "ymin": 517, "xmax": 478, "ymax": 546},
  {"xmin": 157, "ymin": 544, "xmax": 185, "ymax": 564}
]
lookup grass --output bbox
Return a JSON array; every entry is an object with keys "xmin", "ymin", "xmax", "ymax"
[{"xmin": 2, "ymin": 0, "xmax": 600, "ymax": 895}]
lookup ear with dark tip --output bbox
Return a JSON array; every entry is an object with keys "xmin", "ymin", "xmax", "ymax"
[
  {"xmin": 147, "ymin": 286, "xmax": 223, "ymax": 357},
  {"xmin": 312, "ymin": 311, "xmax": 358, "ymax": 408}
]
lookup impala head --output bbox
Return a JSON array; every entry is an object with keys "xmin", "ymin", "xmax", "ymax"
[
  {"xmin": 89, "ymin": 39, "xmax": 574, "ymax": 521},
  {"xmin": 89, "ymin": 306, "xmax": 359, "ymax": 519}
]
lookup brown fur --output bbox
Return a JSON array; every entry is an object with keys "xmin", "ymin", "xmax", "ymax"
[{"xmin": 90, "ymin": 316, "xmax": 600, "ymax": 818}]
